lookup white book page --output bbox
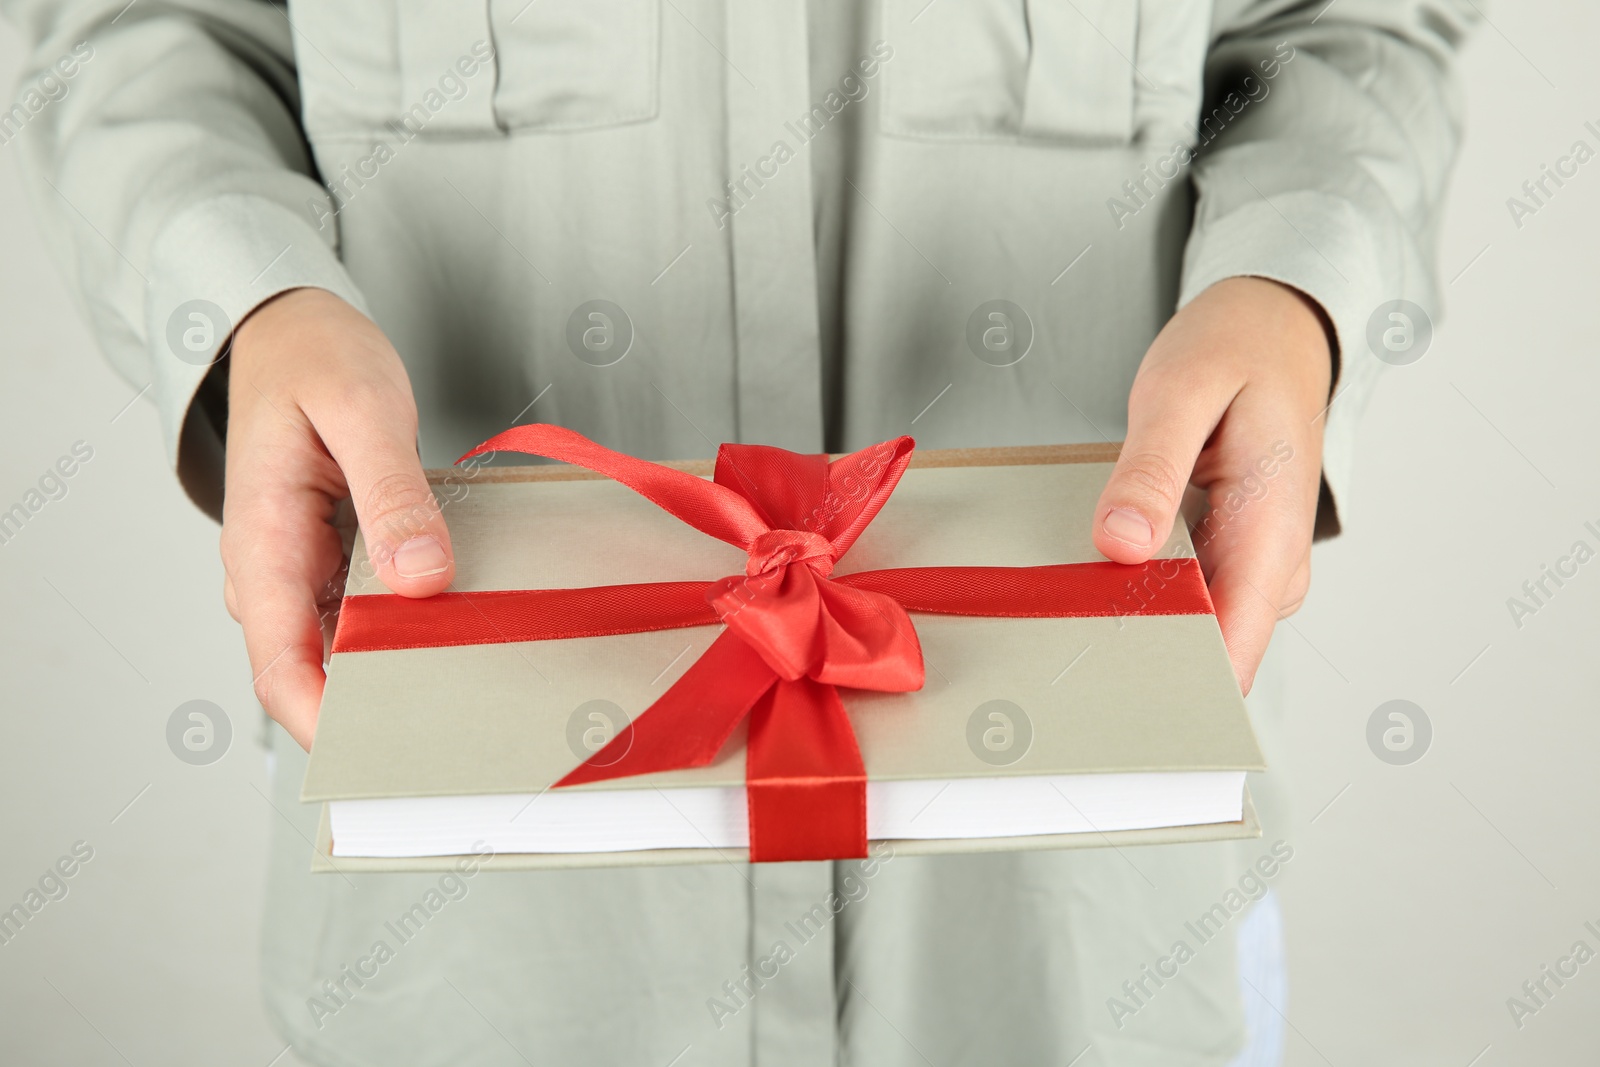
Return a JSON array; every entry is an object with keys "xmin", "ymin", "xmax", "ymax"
[{"xmin": 329, "ymin": 772, "xmax": 1247, "ymax": 858}]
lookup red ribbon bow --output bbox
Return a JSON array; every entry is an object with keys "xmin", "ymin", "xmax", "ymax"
[{"xmin": 331, "ymin": 425, "xmax": 1216, "ymax": 862}]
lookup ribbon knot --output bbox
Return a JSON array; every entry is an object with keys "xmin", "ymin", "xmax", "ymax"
[
  {"xmin": 707, "ymin": 531, "xmax": 917, "ymax": 686},
  {"xmin": 745, "ymin": 529, "xmax": 835, "ymax": 578}
]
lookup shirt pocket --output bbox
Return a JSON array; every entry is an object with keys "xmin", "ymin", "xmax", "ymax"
[
  {"xmin": 288, "ymin": 0, "xmax": 660, "ymax": 140},
  {"xmin": 878, "ymin": 0, "xmax": 1209, "ymax": 146}
]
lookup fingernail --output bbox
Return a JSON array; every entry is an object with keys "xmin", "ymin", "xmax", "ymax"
[
  {"xmin": 393, "ymin": 535, "xmax": 449, "ymax": 578},
  {"xmin": 1103, "ymin": 507, "xmax": 1153, "ymax": 549}
]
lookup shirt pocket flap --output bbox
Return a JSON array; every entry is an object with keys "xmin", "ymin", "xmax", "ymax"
[
  {"xmin": 879, "ymin": 0, "xmax": 1139, "ymax": 145},
  {"xmin": 291, "ymin": 1, "xmax": 500, "ymax": 139},
  {"xmin": 489, "ymin": 0, "xmax": 661, "ymax": 131}
]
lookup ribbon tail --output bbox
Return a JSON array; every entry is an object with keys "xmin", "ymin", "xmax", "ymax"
[
  {"xmin": 556, "ymin": 630, "xmax": 777, "ymax": 787},
  {"xmin": 459, "ymin": 424, "xmax": 771, "ymax": 549},
  {"xmin": 746, "ymin": 678, "xmax": 868, "ymax": 862}
]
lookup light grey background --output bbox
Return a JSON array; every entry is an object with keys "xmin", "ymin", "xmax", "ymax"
[{"xmin": 1, "ymin": 5, "xmax": 1595, "ymax": 1065}]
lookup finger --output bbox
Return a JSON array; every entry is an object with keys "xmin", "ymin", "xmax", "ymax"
[
  {"xmin": 1279, "ymin": 549, "xmax": 1312, "ymax": 617},
  {"xmin": 1208, "ymin": 559, "xmax": 1284, "ymax": 697},
  {"xmin": 1198, "ymin": 504, "xmax": 1304, "ymax": 694},
  {"xmin": 223, "ymin": 571, "xmax": 240, "ymax": 622},
  {"xmin": 1206, "ymin": 536, "xmax": 1311, "ymax": 694},
  {"xmin": 314, "ymin": 555, "xmax": 350, "ymax": 658},
  {"xmin": 1094, "ymin": 363, "xmax": 1240, "ymax": 564},
  {"xmin": 307, "ymin": 385, "xmax": 455, "ymax": 599},
  {"xmin": 223, "ymin": 487, "xmax": 345, "ymax": 750},
  {"xmin": 1192, "ymin": 430, "xmax": 1322, "ymax": 695}
]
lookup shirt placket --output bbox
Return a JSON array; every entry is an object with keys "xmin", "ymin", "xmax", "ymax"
[
  {"xmin": 722, "ymin": 1, "xmax": 826, "ymax": 452},
  {"xmin": 745, "ymin": 861, "xmax": 839, "ymax": 1067},
  {"xmin": 719, "ymin": 11, "xmax": 835, "ymax": 1065}
]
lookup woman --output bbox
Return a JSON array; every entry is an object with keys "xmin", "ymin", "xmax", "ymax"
[{"xmin": 5, "ymin": 0, "xmax": 1469, "ymax": 1063}]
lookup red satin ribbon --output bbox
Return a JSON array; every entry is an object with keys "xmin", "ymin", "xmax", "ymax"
[{"xmin": 330, "ymin": 425, "xmax": 1217, "ymax": 862}]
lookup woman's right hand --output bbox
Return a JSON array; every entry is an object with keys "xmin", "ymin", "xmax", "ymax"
[{"xmin": 221, "ymin": 287, "xmax": 455, "ymax": 750}]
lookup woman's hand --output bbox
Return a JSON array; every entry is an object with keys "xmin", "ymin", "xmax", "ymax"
[
  {"xmin": 1092, "ymin": 276, "xmax": 1334, "ymax": 695},
  {"xmin": 221, "ymin": 287, "xmax": 455, "ymax": 749}
]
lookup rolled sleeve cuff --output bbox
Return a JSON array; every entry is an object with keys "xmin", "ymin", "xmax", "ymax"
[{"xmin": 144, "ymin": 194, "xmax": 369, "ymax": 519}]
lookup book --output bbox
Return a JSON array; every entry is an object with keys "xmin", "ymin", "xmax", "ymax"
[{"xmin": 302, "ymin": 442, "xmax": 1264, "ymax": 871}]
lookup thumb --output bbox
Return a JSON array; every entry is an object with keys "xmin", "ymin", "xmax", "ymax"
[
  {"xmin": 319, "ymin": 403, "xmax": 455, "ymax": 598},
  {"xmin": 1093, "ymin": 377, "xmax": 1228, "ymax": 564}
]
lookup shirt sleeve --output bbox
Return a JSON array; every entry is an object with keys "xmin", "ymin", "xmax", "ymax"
[
  {"xmin": 1177, "ymin": 0, "xmax": 1477, "ymax": 537},
  {"xmin": 1, "ymin": 0, "xmax": 369, "ymax": 519}
]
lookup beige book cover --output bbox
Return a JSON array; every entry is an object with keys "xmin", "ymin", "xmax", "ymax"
[{"xmin": 303, "ymin": 443, "xmax": 1264, "ymax": 872}]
